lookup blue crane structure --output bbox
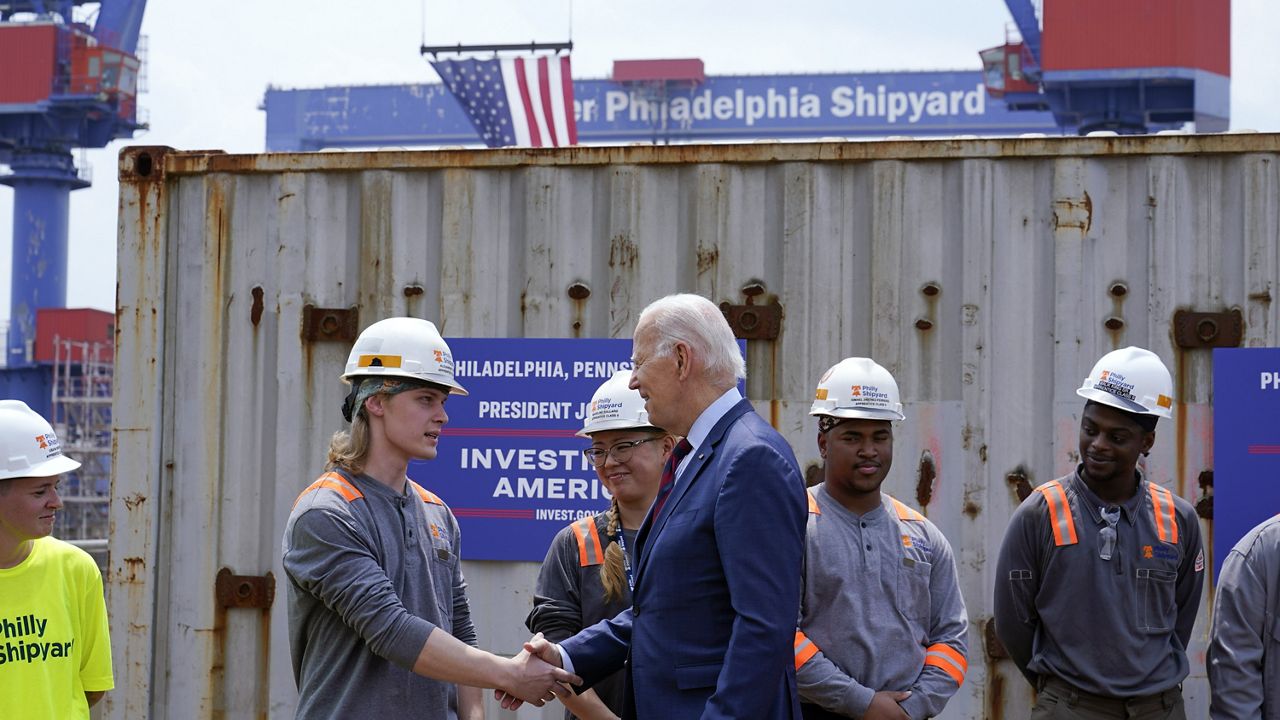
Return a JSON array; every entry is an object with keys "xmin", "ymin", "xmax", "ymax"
[
  {"xmin": 980, "ymin": 0, "xmax": 1230, "ymax": 133},
  {"xmin": 0, "ymin": 0, "xmax": 147, "ymax": 373}
]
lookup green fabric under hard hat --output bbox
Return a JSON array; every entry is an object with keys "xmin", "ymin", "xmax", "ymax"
[{"xmin": 344, "ymin": 377, "xmax": 441, "ymax": 422}]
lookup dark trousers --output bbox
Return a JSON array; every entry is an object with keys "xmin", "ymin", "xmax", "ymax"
[{"xmin": 1031, "ymin": 676, "xmax": 1186, "ymax": 720}]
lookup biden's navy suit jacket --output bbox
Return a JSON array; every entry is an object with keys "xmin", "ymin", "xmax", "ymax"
[{"xmin": 560, "ymin": 399, "xmax": 807, "ymax": 719}]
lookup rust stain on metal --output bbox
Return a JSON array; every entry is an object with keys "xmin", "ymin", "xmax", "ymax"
[
  {"xmin": 215, "ymin": 568, "xmax": 275, "ymax": 610},
  {"xmin": 1195, "ymin": 470, "xmax": 1214, "ymax": 520},
  {"xmin": 916, "ymin": 450, "xmax": 936, "ymax": 508},
  {"xmin": 989, "ymin": 669, "xmax": 1006, "ymax": 720},
  {"xmin": 1248, "ymin": 289, "xmax": 1273, "ymax": 303},
  {"xmin": 984, "ymin": 617, "xmax": 1009, "ymax": 659},
  {"xmin": 403, "ymin": 284, "xmax": 424, "ymax": 298},
  {"xmin": 608, "ymin": 234, "xmax": 638, "ymax": 269},
  {"xmin": 1172, "ymin": 309, "xmax": 1244, "ymax": 349},
  {"xmin": 567, "ymin": 282, "xmax": 591, "ymax": 338},
  {"xmin": 250, "ymin": 286, "xmax": 264, "ymax": 327},
  {"xmin": 1051, "ymin": 190, "xmax": 1093, "ymax": 233},
  {"xmin": 915, "ymin": 317, "xmax": 934, "ymax": 331},
  {"xmin": 979, "ymin": 444, "xmax": 988, "ymax": 463},
  {"xmin": 963, "ymin": 500, "xmax": 981, "ymax": 518},
  {"xmin": 1007, "ymin": 468, "xmax": 1033, "ymax": 503},
  {"xmin": 121, "ymin": 557, "xmax": 146, "ymax": 583},
  {"xmin": 301, "ymin": 305, "xmax": 358, "ymax": 343},
  {"xmin": 696, "ymin": 246, "xmax": 719, "ymax": 276},
  {"xmin": 122, "ymin": 493, "xmax": 147, "ymax": 510},
  {"xmin": 720, "ymin": 281, "xmax": 782, "ymax": 341}
]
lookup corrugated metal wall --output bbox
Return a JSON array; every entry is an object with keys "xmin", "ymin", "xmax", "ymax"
[{"xmin": 109, "ymin": 135, "xmax": 1280, "ymax": 719}]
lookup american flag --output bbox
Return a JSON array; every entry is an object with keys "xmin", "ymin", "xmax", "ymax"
[{"xmin": 430, "ymin": 56, "xmax": 578, "ymax": 148}]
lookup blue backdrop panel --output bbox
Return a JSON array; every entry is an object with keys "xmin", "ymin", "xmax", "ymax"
[
  {"xmin": 264, "ymin": 71, "xmax": 1060, "ymax": 151},
  {"xmin": 412, "ymin": 338, "xmax": 633, "ymax": 561},
  {"xmin": 1212, "ymin": 347, "xmax": 1280, "ymax": 581}
]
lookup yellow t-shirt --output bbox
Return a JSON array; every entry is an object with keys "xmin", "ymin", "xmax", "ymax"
[{"xmin": 0, "ymin": 536, "xmax": 113, "ymax": 720}]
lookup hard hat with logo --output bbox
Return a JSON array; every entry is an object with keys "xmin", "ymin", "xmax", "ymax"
[
  {"xmin": 1077, "ymin": 346, "xmax": 1173, "ymax": 419},
  {"xmin": 342, "ymin": 317, "xmax": 468, "ymax": 396},
  {"xmin": 809, "ymin": 357, "xmax": 905, "ymax": 422},
  {"xmin": 577, "ymin": 370, "xmax": 661, "ymax": 437},
  {"xmin": 0, "ymin": 400, "xmax": 81, "ymax": 481}
]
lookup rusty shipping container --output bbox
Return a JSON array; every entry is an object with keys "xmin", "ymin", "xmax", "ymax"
[{"xmin": 109, "ymin": 135, "xmax": 1280, "ymax": 719}]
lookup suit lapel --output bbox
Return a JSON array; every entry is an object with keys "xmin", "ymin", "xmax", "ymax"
[{"xmin": 633, "ymin": 399, "xmax": 755, "ymax": 585}]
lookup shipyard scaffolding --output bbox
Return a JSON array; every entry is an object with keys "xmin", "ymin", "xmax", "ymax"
[{"xmin": 50, "ymin": 336, "xmax": 113, "ymax": 565}]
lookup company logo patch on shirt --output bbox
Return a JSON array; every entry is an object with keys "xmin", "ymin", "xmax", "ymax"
[
  {"xmin": 901, "ymin": 534, "xmax": 913, "ymax": 548},
  {"xmin": 1195, "ymin": 548, "xmax": 1205, "ymax": 572},
  {"xmin": 429, "ymin": 523, "xmax": 441, "ymax": 539},
  {"xmin": 1142, "ymin": 545, "xmax": 1154, "ymax": 559},
  {"xmin": 1146, "ymin": 544, "xmax": 1178, "ymax": 562}
]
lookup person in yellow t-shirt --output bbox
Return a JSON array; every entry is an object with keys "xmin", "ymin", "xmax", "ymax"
[{"xmin": 0, "ymin": 400, "xmax": 113, "ymax": 720}]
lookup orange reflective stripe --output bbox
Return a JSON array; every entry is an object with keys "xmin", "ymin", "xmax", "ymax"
[
  {"xmin": 807, "ymin": 492, "xmax": 821, "ymax": 515},
  {"xmin": 1148, "ymin": 484, "xmax": 1178, "ymax": 544},
  {"xmin": 572, "ymin": 518, "xmax": 605, "ymax": 567},
  {"xmin": 924, "ymin": 643, "xmax": 967, "ymax": 686},
  {"xmin": 293, "ymin": 472, "xmax": 364, "ymax": 507},
  {"xmin": 793, "ymin": 630, "xmax": 819, "ymax": 670},
  {"xmin": 409, "ymin": 481, "xmax": 445, "ymax": 506},
  {"xmin": 1035, "ymin": 481, "xmax": 1078, "ymax": 547},
  {"xmin": 889, "ymin": 496, "xmax": 926, "ymax": 522}
]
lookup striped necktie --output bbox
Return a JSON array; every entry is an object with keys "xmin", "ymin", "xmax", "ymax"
[{"xmin": 650, "ymin": 438, "xmax": 694, "ymax": 520}]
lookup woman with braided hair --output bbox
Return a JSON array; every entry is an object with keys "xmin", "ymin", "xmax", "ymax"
[{"xmin": 526, "ymin": 371, "xmax": 674, "ymax": 720}]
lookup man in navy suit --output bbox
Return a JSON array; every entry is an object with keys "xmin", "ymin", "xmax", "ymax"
[{"xmin": 507, "ymin": 293, "xmax": 808, "ymax": 719}]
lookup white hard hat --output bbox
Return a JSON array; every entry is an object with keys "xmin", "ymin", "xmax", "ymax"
[
  {"xmin": 577, "ymin": 371, "xmax": 660, "ymax": 437},
  {"xmin": 0, "ymin": 400, "xmax": 81, "ymax": 481},
  {"xmin": 342, "ymin": 317, "xmax": 468, "ymax": 396},
  {"xmin": 809, "ymin": 357, "xmax": 905, "ymax": 422},
  {"xmin": 1077, "ymin": 346, "xmax": 1173, "ymax": 419}
]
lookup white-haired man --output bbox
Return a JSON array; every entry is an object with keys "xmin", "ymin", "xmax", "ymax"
[{"xmin": 512, "ymin": 293, "xmax": 808, "ymax": 719}]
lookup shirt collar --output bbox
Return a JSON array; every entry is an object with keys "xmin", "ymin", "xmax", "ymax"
[
  {"xmin": 1070, "ymin": 466, "xmax": 1146, "ymax": 525},
  {"xmin": 683, "ymin": 386, "xmax": 742, "ymax": 455}
]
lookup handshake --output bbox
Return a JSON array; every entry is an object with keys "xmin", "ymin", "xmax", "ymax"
[{"xmin": 495, "ymin": 633, "xmax": 578, "ymax": 710}]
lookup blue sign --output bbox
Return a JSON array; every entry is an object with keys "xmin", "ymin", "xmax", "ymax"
[
  {"xmin": 264, "ymin": 71, "xmax": 1060, "ymax": 151},
  {"xmin": 411, "ymin": 338, "xmax": 633, "ymax": 561},
  {"xmin": 1212, "ymin": 348, "xmax": 1280, "ymax": 580}
]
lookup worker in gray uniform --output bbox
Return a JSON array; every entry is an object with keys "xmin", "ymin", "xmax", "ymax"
[
  {"xmin": 1209, "ymin": 513, "xmax": 1280, "ymax": 719},
  {"xmin": 795, "ymin": 358, "xmax": 968, "ymax": 720},
  {"xmin": 995, "ymin": 346, "xmax": 1204, "ymax": 719},
  {"xmin": 283, "ymin": 317, "xmax": 578, "ymax": 720},
  {"xmin": 527, "ymin": 371, "xmax": 674, "ymax": 720}
]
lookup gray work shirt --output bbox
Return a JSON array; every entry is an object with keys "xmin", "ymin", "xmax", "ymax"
[
  {"xmin": 526, "ymin": 512, "xmax": 636, "ymax": 720},
  {"xmin": 283, "ymin": 470, "xmax": 476, "ymax": 720},
  {"xmin": 1209, "ymin": 514, "xmax": 1280, "ymax": 719},
  {"xmin": 993, "ymin": 468, "xmax": 1204, "ymax": 698},
  {"xmin": 796, "ymin": 486, "xmax": 968, "ymax": 719}
]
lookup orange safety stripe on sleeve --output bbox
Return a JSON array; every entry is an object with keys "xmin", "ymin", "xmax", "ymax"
[
  {"xmin": 807, "ymin": 491, "xmax": 821, "ymax": 515},
  {"xmin": 1148, "ymin": 484, "xmax": 1178, "ymax": 545},
  {"xmin": 572, "ymin": 517, "xmax": 605, "ymax": 567},
  {"xmin": 293, "ymin": 472, "xmax": 364, "ymax": 508},
  {"xmin": 889, "ymin": 496, "xmax": 926, "ymax": 522},
  {"xmin": 409, "ymin": 481, "xmax": 445, "ymax": 506},
  {"xmin": 924, "ymin": 643, "xmax": 967, "ymax": 686},
  {"xmin": 793, "ymin": 630, "xmax": 820, "ymax": 670},
  {"xmin": 1036, "ymin": 481, "xmax": 1078, "ymax": 547}
]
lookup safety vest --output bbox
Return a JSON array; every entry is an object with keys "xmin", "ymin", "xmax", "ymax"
[
  {"xmin": 293, "ymin": 471, "xmax": 445, "ymax": 508},
  {"xmin": 1034, "ymin": 478, "xmax": 1179, "ymax": 547},
  {"xmin": 795, "ymin": 489, "xmax": 967, "ymax": 686},
  {"xmin": 571, "ymin": 515, "xmax": 606, "ymax": 567}
]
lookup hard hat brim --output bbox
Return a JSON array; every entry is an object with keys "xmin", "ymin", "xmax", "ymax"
[
  {"xmin": 1077, "ymin": 387, "xmax": 1167, "ymax": 418},
  {"xmin": 576, "ymin": 421, "xmax": 664, "ymax": 438},
  {"xmin": 2, "ymin": 453, "xmax": 82, "ymax": 481},
  {"xmin": 810, "ymin": 407, "xmax": 905, "ymax": 423}
]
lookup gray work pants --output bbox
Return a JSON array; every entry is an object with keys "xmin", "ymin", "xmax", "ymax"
[{"xmin": 1031, "ymin": 677, "xmax": 1186, "ymax": 720}]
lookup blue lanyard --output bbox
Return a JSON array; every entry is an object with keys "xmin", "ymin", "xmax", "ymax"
[{"xmin": 614, "ymin": 527, "xmax": 635, "ymax": 593}]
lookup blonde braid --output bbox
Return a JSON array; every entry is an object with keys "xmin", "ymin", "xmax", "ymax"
[{"xmin": 599, "ymin": 497, "xmax": 627, "ymax": 603}]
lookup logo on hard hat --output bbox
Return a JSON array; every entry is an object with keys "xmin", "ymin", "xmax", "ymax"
[
  {"xmin": 36, "ymin": 434, "xmax": 48, "ymax": 450},
  {"xmin": 34, "ymin": 432, "xmax": 62, "ymax": 458},
  {"xmin": 433, "ymin": 350, "xmax": 444, "ymax": 362},
  {"xmin": 1094, "ymin": 370, "xmax": 1137, "ymax": 401},
  {"xmin": 814, "ymin": 388, "xmax": 829, "ymax": 401},
  {"xmin": 851, "ymin": 384, "xmax": 891, "ymax": 405},
  {"xmin": 851, "ymin": 385, "xmax": 862, "ymax": 397}
]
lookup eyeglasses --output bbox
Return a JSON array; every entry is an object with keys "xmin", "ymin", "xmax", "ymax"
[
  {"xmin": 1099, "ymin": 506, "xmax": 1120, "ymax": 560},
  {"xmin": 583, "ymin": 437, "xmax": 661, "ymax": 467}
]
